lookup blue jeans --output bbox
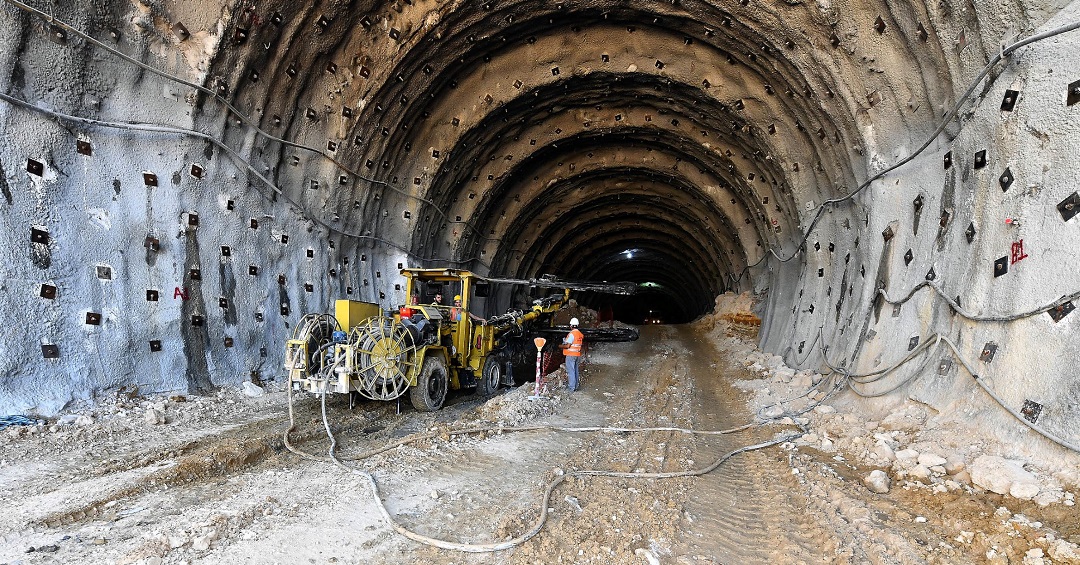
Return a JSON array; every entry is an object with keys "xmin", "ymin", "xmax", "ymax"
[{"xmin": 565, "ymin": 355, "xmax": 580, "ymax": 391}]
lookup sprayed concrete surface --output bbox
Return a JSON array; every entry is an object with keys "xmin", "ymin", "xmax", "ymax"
[
  {"xmin": 2, "ymin": 0, "xmax": 1080, "ymax": 561},
  {"xmin": 0, "ymin": 1, "xmax": 1078, "ymax": 446}
]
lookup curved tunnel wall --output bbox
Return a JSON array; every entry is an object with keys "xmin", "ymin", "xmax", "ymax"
[{"xmin": 0, "ymin": 0, "xmax": 1078, "ymax": 450}]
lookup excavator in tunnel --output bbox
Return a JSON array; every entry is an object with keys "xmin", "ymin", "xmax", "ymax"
[{"xmin": 284, "ymin": 268, "xmax": 639, "ymax": 412}]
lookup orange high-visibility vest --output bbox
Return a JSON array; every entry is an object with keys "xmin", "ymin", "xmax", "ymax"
[
  {"xmin": 450, "ymin": 307, "xmax": 462, "ymax": 322},
  {"xmin": 565, "ymin": 328, "xmax": 584, "ymax": 356}
]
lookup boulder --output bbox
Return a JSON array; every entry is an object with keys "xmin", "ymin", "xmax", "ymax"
[
  {"xmin": 873, "ymin": 443, "xmax": 896, "ymax": 461},
  {"xmin": 144, "ymin": 408, "xmax": 165, "ymax": 425},
  {"xmin": 970, "ymin": 455, "xmax": 1037, "ymax": 495},
  {"xmin": 1010, "ymin": 482, "xmax": 1040, "ymax": 500},
  {"xmin": 908, "ymin": 465, "xmax": 932, "ymax": 481},
  {"xmin": 918, "ymin": 453, "xmax": 947, "ymax": 467},
  {"xmin": 1034, "ymin": 490, "xmax": 1063, "ymax": 507},
  {"xmin": 864, "ymin": 470, "xmax": 891, "ymax": 494},
  {"xmin": 191, "ymin": 535, "xmax": 212, "ymax": 551},
  {"xmin": 774, "ymin": 367, "xmax": 796, "ymax": 383},
  {"xmin": 762, "ymin": 405, "xmax": 785, "ymax": 419},
  {"xmin": 1049, "ymin": 539, "xmax": 1080, "ymax": 561},
  {"xmin": 944, "ymin": 459, "xmax": 966, "ymax": 475},
  {"xmin": 242, "ymin": 382, "xmax": 265, "ymax": 398},
  {"xmin": 895, "ymin": 449, "xmax": 920, "ymax": 461}
]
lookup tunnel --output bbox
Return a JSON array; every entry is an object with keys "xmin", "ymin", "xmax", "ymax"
[{"xmin": 1, "ymin": 0, "xmax": 1079, "ymax": 454}]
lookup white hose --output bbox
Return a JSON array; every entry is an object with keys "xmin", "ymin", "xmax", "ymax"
[{"xmin": 283, "ymin": 391, "xmax": 795, "ymax": 552}]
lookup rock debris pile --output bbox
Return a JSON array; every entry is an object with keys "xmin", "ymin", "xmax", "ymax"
[{"xmin": 694, "ymin": 303, "xmax": 1080, "ymax": 563}]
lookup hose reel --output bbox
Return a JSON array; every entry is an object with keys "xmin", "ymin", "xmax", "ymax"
[
  {"xmin": 349, "ymin": 317, "xmax": 418, "ymax": 401},
  {"xmin": 287, "ymin": 314, "xmax": 342, "ymax": 380}
]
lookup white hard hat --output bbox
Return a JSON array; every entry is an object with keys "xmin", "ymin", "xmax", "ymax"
[{"xmin": 570, "ymin": 317, "xmax": 579, "ymax": 326}]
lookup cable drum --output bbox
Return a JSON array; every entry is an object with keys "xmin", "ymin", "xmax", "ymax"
[
  {"xmin": 290, "ymin": 314, "xmax": 341, "ymax": 378},
  {"xmin": 350, "ymin": 317, "xmax": 418, "ymax": 401}
]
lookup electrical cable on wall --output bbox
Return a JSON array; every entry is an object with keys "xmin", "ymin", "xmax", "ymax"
[
  {"xmin": 1, "ymin": 0, "xmax": 503, "ymax": 247},
  {"xmin": 817, "ymin": 331, "xmax": 1080, "ymax": 454},
  {"xmin": 878, "ymin": 281, "xmax": 1080, "ymax": 323},
  {"xmin": 727, "ymin": 18, "xmax": 1080, "ymax": 285},
  {"xmin": 0, "ymin": 91, "xmax": 494, "ymax": 269}
]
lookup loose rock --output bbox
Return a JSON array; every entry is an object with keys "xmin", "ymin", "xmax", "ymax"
[
  {"xmin": 970, "ymin": 455, "xmax": 1037, "ymax": 495},
  {"xmin": 242, "ymin": 382, "xmax": 265, "ymax": 398},
  {"xmin": 144, "ymin": 408, "xmax": 165, "ymax": 425},
  {"xmin": 1010, "ymin": 482, "xmax": 1040, "ymax": 500},
  {"xmin": 917, "ymin": 453, "xmax": 946, "ymax": 467},
  {"xmin": 864, "ymin": 470, "xmax": 891, "ymax": 493}
]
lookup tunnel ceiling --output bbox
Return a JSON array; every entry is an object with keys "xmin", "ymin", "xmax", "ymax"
[
  {"xmin": 1, "ymin": 0, "xmax": 972, "ymax": 323},
  {"xmin": 199, "ymin": 0, "xmax": 961, "ymax": 320}
]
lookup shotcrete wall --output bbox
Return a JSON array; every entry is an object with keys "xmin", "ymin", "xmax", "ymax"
[{"xmin": 0, "ymin": 0, "xmax": 1077, "ymax": 454}]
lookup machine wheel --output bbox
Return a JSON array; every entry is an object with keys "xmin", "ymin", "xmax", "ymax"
[
  {"xmin": 410, "ymin": 355, "xmax": 449, "ymax": 412},
  {"xmin": 478, "ymin": 356, "xmax": 503, "ymax": 396}
]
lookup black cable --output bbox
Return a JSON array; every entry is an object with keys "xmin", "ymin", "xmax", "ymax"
[
  {"xmin": 1, "ymin": 0, "xmax": 502, "ymax": 244},
  {"xmin": 878, "ymin": 281, "xmax": 1080, "ymax": 322},
  {"xmin": 0, "ymin": 90, "xmax": 494, "ymax": 268},
  {"xmin": 727, "ymin": 19, "xmax": 1080, "ymax": 286}
]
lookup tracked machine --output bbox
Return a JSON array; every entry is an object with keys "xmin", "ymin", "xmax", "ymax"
[{"xmin": 285, "ymin": 269, "xmax": 637, "ymax": 412}]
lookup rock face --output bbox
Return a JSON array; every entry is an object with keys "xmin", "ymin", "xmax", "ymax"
[{"xmin": 970, "ymin": 456, "xmax": 1038, "ymax": 495}]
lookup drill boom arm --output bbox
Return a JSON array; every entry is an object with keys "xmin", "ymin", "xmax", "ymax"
[{"xmin": 480, "ymin": 275, "xmax": 637, "ymax": 295}]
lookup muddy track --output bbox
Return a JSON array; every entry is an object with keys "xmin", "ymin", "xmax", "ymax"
[
  {"xmin": 3, "ymin": 325, "xmax": 1078, "ymax": 564},
  {"xmin": 11, "ymin": 391, "xmax": 491, "ymax": 533}
]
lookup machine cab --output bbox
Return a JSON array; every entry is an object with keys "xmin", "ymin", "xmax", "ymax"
[{"xmin": 400, "ymin": 268, "xmax": 492, "ymax": 372}]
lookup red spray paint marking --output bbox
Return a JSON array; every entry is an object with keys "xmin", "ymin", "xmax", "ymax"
[{"xmin": 1010, "ymin": 240, "xmax": 1028, "ymax": 265}]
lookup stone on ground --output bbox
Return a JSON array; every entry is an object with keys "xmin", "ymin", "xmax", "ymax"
[
  {"xmin": 970, "ymin": 455, "xmax": 1037, "ymax": 495},
  {"xmin": 917, "ymin": 453, "xmax": 946, "ymax": 467},
  {"xmin": 144, "ymin": 408, "xmax": 165, "ymax": 425},
  {"xmin": 242, "ymin": 382, "xmax": 265, "ymax": 397},
  {"xmin": 864, "ymin": 470, "xmax": 891, "ymax": 493},
  {"xmin": 1010, "ymin": 482, "xmax": 1040, "ymax": 500}
]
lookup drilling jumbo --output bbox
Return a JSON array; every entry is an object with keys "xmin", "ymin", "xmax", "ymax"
[{"xmin": 285, "ymin": 269, "xmax": 637, "ymax": 411}]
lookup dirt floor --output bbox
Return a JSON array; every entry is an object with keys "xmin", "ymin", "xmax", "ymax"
[{"xmin": 2, "ymin": 324, "xmax": 1079, "ymax": 564}]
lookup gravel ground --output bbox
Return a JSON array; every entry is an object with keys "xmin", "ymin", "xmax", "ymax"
[{"xmin": 1, "ymin": 320, "xmax": 1078, "ymax": 564}]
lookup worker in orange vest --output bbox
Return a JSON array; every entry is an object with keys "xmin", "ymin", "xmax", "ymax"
[
  {"xmin": 450, "ymin": 295, "xmax": 486, "ymax": 325},
  {"xmin": 560, "ymin": 317, "xmax": 584, "ymax": 391}
]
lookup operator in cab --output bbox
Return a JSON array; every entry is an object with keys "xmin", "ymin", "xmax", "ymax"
[{"xmin": 450, "ymin": 295, "xmax": 486, "ymax": 325}]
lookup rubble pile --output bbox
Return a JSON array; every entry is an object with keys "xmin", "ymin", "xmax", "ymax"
[
  {"xmin": 471, "ymin": 378, "xmax": 567, "ymax": 428},
  {"xmin": 695, "ymin": 304, "xmax": 1080, "ymax": 563}
]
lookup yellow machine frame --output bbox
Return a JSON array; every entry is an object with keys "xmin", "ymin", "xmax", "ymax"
[{"xmin": 286, "ymin": 269, "xmax": 569, "ymax": 410}]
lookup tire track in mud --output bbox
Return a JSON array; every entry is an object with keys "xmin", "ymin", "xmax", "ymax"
[
  {"xmin": 669, "ymin": 325, "xmax": 840, "ymax": 563},
  {"xmin": 20, "ymin": 397, "xmax": 450, "ymax": 531}
]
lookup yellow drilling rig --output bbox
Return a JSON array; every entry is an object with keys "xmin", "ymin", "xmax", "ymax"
[{"xmin": 285, "ymin": 268, "xmax": 637, "ymax": 411}]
